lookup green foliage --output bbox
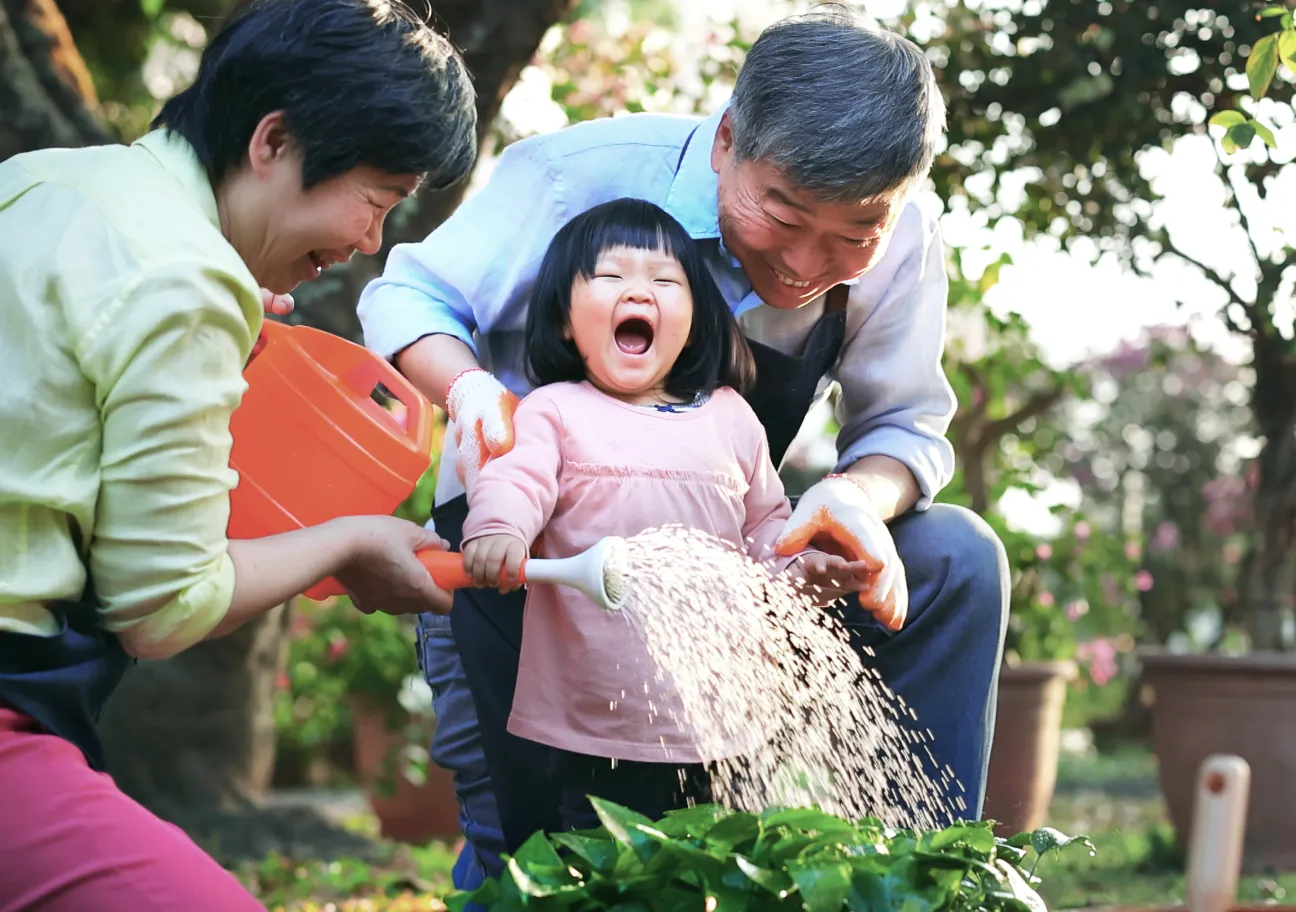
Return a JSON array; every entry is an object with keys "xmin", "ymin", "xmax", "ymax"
[
  {"xmin": 938, "ymin": 252, "xmax": 1143, "ymax": 667},
  {"xmin": 445, "ymin": 799, "xmax": 1092, "ymax": 912},
  {"xmin": 1206, "ymin": 3, "xmax": 1294, "ymax": 154}
]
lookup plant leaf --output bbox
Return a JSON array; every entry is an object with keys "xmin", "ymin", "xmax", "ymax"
[
  {"xmin": 513, "ymin": 829, "xmax": 568, "ymax": 870},
  {"xmin": 1248, "ymin": 33, "xmax": 1280, "ymax": 99},
  {"xmin": 551, "ymin": 832, "xmax": 619, "ymax": 872},
  {"xmin": 1254, "ymin": 121, "xmax": 1278, "ymax": 148},
  {"xmin": 590, "ymin": 796, "xmax": 667, "ymax": 861},
  {"xmin": 924, "ymin": 821, "xmax": 997, "ymax": 855},
  {"xmin": 995, "ymin": 858, "xmax": 1049, "ymax": 912},
  {"xmin": 704, "ymin": 811, "xmax": 762, "ymax": 852},
  {"xmin": 1208, "ymin": 110, "xmax": 1247, "ymax": 129},
  {"xmin": 1224, "ymin": 122, "xmax": 1257, "ymax": 154},
  {"xmin": 443, "ymin": 879, "xmax": 500, "ymax": 912},
  {"xmin": 1030, "ymin": 827, "xmax": 1096, "ymax": 858},
  {"xmin": 789, "ymin": 861, "xmax": 854, "ymax": 912},
  {"xmin": 1259, "ymin": 5, "xmax": 1288, "ymax": 16},
  {"xmin": 1281, "ymin": 29, "xmax": 1296, "ymax": 70},
  {"xmin": 139, "ymin": 0, "xmax": 164, "ymax": 19},
  {"xmin": 734, "ymin": 854, "xmax": 795, "ymax": 896},
  {"xmin": 660, "ymin": 803, "xmax": 732, "ymax": 839},
  {"xmin": 762, "ymin": 807, "xmax": 857, "ymax": 836}
]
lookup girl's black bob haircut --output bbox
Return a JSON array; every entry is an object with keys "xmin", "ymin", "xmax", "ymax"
[{"xmin": 525, "ymin": 198, "xmax": 756, "ymax": 401}]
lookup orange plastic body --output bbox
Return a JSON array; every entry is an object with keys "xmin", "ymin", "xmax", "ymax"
[{"xmin": 226, "ymin": 321, "xmax": 435, "ymax": 600}]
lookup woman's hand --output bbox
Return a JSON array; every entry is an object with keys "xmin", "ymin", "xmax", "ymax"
[
  {"xmin": 782, "ymin": 551, "xmax": 874, "ymax": 608},
  {"xmin": 333, "ymin": 515, "xmax": 454, "ymax": 615},
  {"xmin": 462, "ymin": 534, "xmax": 528, "ymax": 592}
]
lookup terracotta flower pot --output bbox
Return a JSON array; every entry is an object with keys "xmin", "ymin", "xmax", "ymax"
[
  {"xmin": 349, "ymin": 695, "xmax": 460, "ymax": 843},
  {"xmin": 1140, "ymin": 650, "xmax": 1296, "ymax": 872},
  {"xmin": 981, "ymin": 660, "xmax": 1077, "ymax": 836}
]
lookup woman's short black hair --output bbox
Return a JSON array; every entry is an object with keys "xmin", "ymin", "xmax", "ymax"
[
  {"xmin": 153, "ymin": 0, "xmax": 477, "ymax": 191},
  {"xmin": 526, "ymin": 198, "xmax": 756, "ymax": 400}
]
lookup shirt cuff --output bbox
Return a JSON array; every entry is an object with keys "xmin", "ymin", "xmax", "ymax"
[
  {"xmin": 360, "ymin": 282, "xmax": 479, "ymax": 362},
  {"xmin": 102, "ymin": 552, "xmax": 235, "ymax": 660},
  {"xmin": 835, "ymin": 426, "xmax": 953, "ymax": 512}
]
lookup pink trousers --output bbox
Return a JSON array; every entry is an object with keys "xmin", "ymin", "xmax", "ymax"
[{"xmin": 0, "ymin": 706, "xmax": 265, "ymax": 911}]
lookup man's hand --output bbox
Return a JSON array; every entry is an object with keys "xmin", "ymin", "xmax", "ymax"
[
  {"xmin": 782, "ymin": 551, "xmax": 874, "ymax": 607},
  {"xmin": 446, "ymin": 368, "xmax": 520, "ymax": 493},
  {"xmin": 333, "ymin": 516, "xmax": 454, "ymax": 616},
  {"xmin": 775, "ymin": 475, "xmax": 908, "ymax": 630},
  {"xmin": 462, "ymin": 534, "xmax": 528, "ymax": 593}
]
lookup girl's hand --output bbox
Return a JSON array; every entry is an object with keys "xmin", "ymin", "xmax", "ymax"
[
  {"xmin": 332, "ymin": 515, "xmax": 453, "ymax": 615},
  {"xmin": 783, "ymin": 552, "xmax": 873, "ymax": 607},
  {"xmin": 463, "ymin": 534, "xmax": 528, "ymax": 592},
  {"xmin": 260, "ymin": 288, "xmax": 295, "ymax": 315}
]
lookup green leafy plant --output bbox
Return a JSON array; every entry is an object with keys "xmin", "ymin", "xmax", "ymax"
[
  {"xmin": 1208, "ymin": 5, "xmax": 1293, "ymax": 153},
  {"xmin": 446, "ymin": 799, "xmax": 1093, "ymax": 912}
]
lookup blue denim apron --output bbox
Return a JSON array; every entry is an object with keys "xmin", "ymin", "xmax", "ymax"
[{"xmin": 0, "ymin": 590, "xmax": 134, "ymax": 771}]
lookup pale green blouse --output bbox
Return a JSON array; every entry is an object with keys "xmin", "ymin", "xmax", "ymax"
[{"xmin": 0, "ymin": 129, "xmax": 261, "ymax": 659}]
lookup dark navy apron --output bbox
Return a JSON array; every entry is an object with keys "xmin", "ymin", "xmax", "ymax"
[
  {"xmin": 440, "ymin": 285, "xmax": 849, "ymax": 852},
  {"xmin": 0, "ymin": 587, "xmax": 134, "ymax": 771}
]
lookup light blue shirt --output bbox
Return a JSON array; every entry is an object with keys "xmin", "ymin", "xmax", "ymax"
[{"xmin": 358, "ymin": 107, "xmax": 957, "ymax": 509}]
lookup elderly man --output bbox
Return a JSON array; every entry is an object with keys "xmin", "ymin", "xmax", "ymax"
[{"xmin": 359, "ymin": 5, "xmax": 1008, "ymax": 889}]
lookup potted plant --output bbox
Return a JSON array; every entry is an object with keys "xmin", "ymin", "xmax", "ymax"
[
  {"xmin": 284, "ymin": 595, "xmax": 461, "ymax": 842},
  {"xmin": 445, "ymin": 798, "xmax": 1094, "ymax": 911},
  {"xmin": 937, "ymin": 252, "xmax": 1142, "ymax": 834},
  {"xmin": 980, "ymin": 512, "xmax": 1141, "ymax": 835}
]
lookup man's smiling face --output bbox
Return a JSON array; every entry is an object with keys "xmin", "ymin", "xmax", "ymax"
[{"xmin": 711, "ymin": 112, "xmax": 905, "ymax": 310}]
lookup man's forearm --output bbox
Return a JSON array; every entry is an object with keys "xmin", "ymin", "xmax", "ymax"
[
  {"xmin": 394, "ymin": 333, "xmax": 480, "ymax": 410},
  {"xmin": 844, "ymin": 454, "xmax": 921, "ymax": 521}
]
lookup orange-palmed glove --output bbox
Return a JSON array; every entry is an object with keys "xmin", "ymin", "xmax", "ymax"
[
  {"xmin": 445, "ymin": 368, "xmax": 520, "ymax": 494},
  {"xmin": 774, "ymin": 474, "xmax": 908, "ymax": 631}
]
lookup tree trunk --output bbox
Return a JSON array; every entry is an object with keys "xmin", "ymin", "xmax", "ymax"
[
  {"xmin": 90, "ymin": 0, "xmax": 575, "ymax": 853},
  {"xmin": 1244, "ymin": 414, "xmax": 1296, "ymax": 651},
  {"xmin": 290, "ymin": 0, "xmax": 577, "ymax": 339},
  {"xmin": 0, "ymin": 0, "xmax": 106, "ymax": 160}
]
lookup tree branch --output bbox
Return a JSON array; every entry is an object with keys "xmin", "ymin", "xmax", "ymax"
[{"xmin": 979, "ymin": 387, "xmax": 1067, "ymax": 448}]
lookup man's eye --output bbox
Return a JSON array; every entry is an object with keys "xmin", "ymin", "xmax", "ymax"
[{"xmin": 769, "ymin": 214, "xmax": 795, "ymax": 228}]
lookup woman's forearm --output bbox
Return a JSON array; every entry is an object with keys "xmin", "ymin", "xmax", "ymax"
[
  {"xmin": 209, "ymin": 520, "xmax": 357, "ymax": 638},
  {"xmin": 394, "ymin": 334, "xmax": 479, "ymax": 409}
]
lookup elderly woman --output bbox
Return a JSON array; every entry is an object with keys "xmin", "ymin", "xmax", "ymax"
[{"xmin": 0, "ymin": 1, "xmax": 475, "ymax": 908}]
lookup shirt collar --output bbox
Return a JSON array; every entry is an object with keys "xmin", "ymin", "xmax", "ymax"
[
  {"xmin": 665, "ymin": 104, "xmax": 727, "ymax": 240},
  {"xmin": 131, "ymin": 129, "xmax": 222, "ymax": 232}
]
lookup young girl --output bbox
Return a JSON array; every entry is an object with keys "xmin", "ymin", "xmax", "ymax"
[{"xmin": 460, "ymin": 198, "xmax": 858, "ymax": 828}]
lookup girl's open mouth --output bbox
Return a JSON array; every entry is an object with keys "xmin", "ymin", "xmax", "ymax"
[{"xmin": 614, "ymin": 317, "xmax": 654, "ymax": 355}]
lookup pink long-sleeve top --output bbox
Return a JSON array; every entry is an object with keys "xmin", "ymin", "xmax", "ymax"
[{"xmin": 462, "ymin": 380, "xmax": 794, "ymax": 764}]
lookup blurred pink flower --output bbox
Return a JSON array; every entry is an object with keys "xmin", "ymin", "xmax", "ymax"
[
  {"xmin": 1077, "ymin": 638, "xmax": 1119, "ymax": 686},
  {"xmin": 326, "ymin": 635, "xmax": 350, "ymax": 663},
  {"xmin": 1073, "ymin": 520, "xmax": 1091, "ymax": 542},
  {"xmin": 1135, "ymin": 569, "xmax": 1154, "ymax": 592},
  {"xmin": 1150, "ymin": 520, "xmax": 1180, "ymax": 553},
  {"xmin": 275, "ymin": 672, "xmax": 291, "ymax": 691},
  {"xmin": 1124, "ymin": 540, "xmax": 1142, "ymax": 560},
  {"xmin": 1037, "ymin": 591, "xmax": 1055, "ymax": 607},
  {"xmin": 1036, "ymin": 543, "xmax": 1053, "ymax": 560},
  {"xmin": 1065, "ymin": 598, "xmax": 1089, "ymax": 620}
]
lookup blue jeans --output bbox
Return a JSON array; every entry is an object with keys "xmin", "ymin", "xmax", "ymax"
[
  {"xmin": 415, "ymin": 613, "xmax": 503, "ymax": 892},
  {"xmin": 420, "ymin": 502, "xmax": 1009, "ymax": 887}
]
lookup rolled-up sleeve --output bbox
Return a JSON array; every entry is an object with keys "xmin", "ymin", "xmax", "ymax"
[
  {"xmin": 832, "ymin": 206, "xmax": 957, "ymax": 511},
  {"xmin": 357, "ymin": 136, "xmax": 568, "ymax": 362},
  {"xmin": 76, "ymin": 264, "xmax": 259, "ymax": 660}
]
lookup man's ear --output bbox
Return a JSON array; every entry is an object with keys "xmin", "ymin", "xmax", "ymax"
[{"xmin": 711, "ymin": 110, "xmax": 736, "ymax": 174}]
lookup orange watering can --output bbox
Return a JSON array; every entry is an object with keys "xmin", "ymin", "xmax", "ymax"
[
  {"xmin": 226, "ymin": 321, "xmax": 474, "ymax": 599},
  {"xmin": 226, "ymin": 321, "xmax": 631, "ymax": 610}
]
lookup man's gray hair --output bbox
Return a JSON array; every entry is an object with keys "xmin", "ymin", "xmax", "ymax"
[{"xmin": 728, "ymin": 4, "xmax": 946, "ymax": 203}]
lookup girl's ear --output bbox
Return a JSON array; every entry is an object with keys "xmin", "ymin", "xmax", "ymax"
[{"xmin": 562, "ymin": 321, "xmax": 573, "ymax": 341}]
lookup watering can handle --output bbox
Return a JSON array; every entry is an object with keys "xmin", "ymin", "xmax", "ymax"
[{"xmin": 418, "ymin": 549, "xmax": 528, "ymax": 591}]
